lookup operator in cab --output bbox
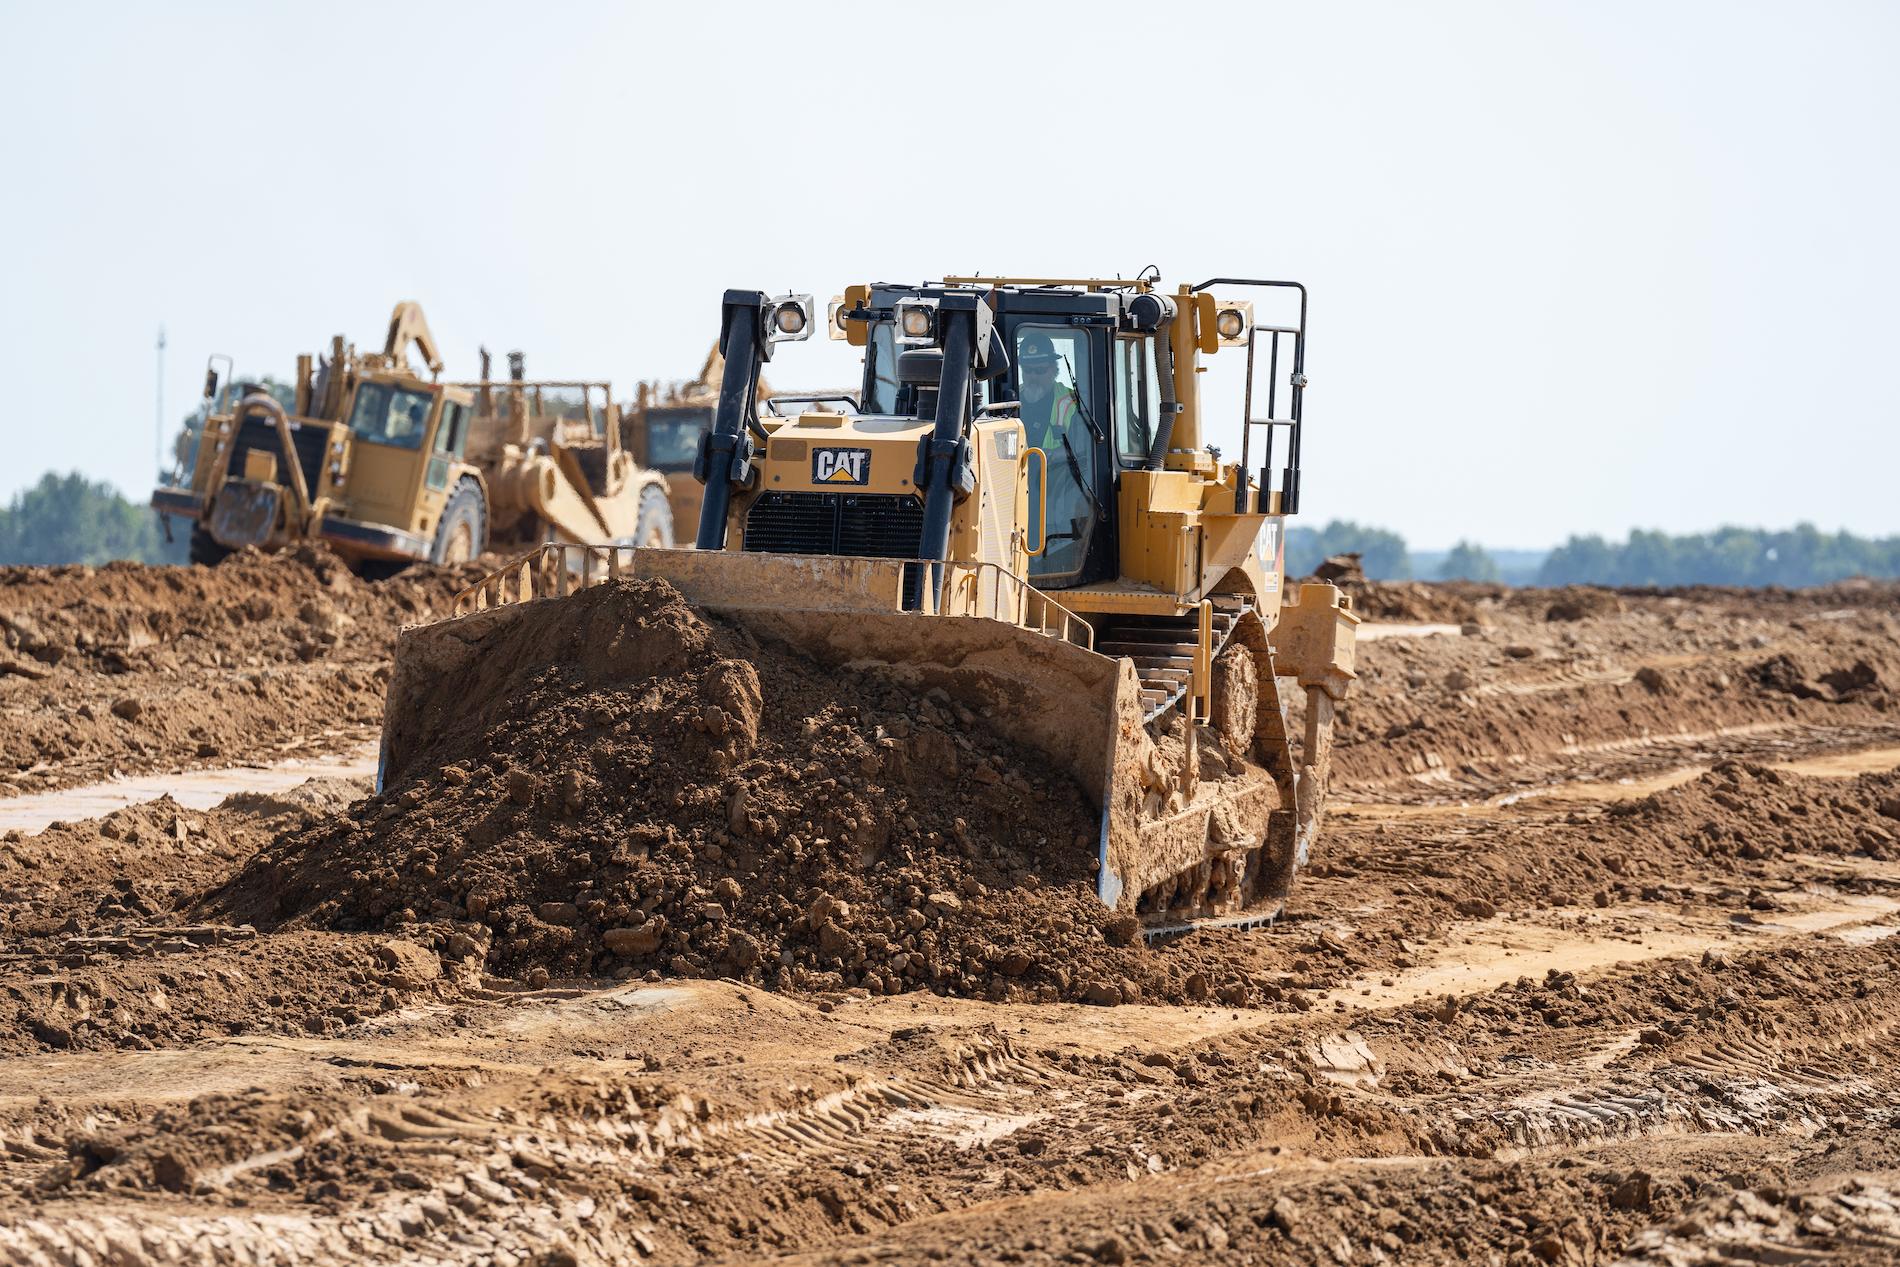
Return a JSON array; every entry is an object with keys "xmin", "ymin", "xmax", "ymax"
[
  {"xmin": 389, "ymin": 398, "xmax": 426, "ymax": 446},
  {"xmin": 1017, "ymin": 332, "xmax": 1090, "ymax": 578}
]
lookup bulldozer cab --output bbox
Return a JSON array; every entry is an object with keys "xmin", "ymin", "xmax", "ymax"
[{"xmin": 848, "ymin": 285, "xmax": 1196, "ymax": 591}]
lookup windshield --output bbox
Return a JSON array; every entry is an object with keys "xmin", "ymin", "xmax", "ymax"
[
  {"xmin": 645, "ymin": 407, "xmax": 710, "ymax": 469},
  {"xmin": 1013, "ymin": 324, "xmax": 1100, "ymax": 582},
  {"xmin": 348, "ymin": 382, "xmax": 435, "ymax": 450}
]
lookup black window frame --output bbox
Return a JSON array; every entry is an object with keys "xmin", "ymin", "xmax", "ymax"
[
  {"xmin": 433, "ymin": 400, "xmax": 469, "ymax": 457},
  {"xmin": 1112, "ymin": 334, "xmax": 1160, "ymax": 468}
]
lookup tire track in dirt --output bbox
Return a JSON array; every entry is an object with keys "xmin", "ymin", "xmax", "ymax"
[{"xmin": 7, "ymin": 896, "xmax": 1897, "ymax": 1265}]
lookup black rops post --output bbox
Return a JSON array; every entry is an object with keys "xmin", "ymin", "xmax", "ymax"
[
  {"xmin": 911, "ymin": 292, "xmax": 1005, "ymax": 610},
  {"xmin": 693, "ymin": 290, "xmax": 770, "ymax": 550}
]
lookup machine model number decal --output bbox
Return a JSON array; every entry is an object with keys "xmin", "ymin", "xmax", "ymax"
[{"xmin": 812, "ymin": 447, "xmax": 871, "ymax": 485}]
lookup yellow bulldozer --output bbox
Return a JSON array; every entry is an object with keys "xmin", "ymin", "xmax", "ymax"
[
  {"xmin": 152, "ymin": 302, "xmax": 672, "ymax": 574},
  {"xmin": 383, "ymin": 274, "xmax": 1358, "ymax": 931}
]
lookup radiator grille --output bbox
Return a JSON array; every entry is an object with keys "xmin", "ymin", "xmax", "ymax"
[{"xmin": 743, "ymin": 492, "xmax": 924, "ymax": 559}]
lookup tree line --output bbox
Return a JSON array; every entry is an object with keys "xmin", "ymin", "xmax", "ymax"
[
  {"xmin": 1289, "ymin": 521, "xmax": 1900, "ymax": 587},
  {"xmin": 0, "ymin": 472, "xmax": 185, "ymax": 566},
  {"xmin": 1535, "ymin": 525, "xmax": 1900, "ymax": 588}
]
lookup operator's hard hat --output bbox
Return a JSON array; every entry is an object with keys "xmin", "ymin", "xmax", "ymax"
[{"xmin": 1019, "ymin": 333, "xmax": 1059, "ymax": 367}]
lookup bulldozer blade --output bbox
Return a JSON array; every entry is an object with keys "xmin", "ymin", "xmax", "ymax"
[{"xmin": 381, "ymin": 549, "xmax": 1297, "ymax": 916}]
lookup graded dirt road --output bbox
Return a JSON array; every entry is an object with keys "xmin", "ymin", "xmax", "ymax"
[{"xmin": 2, "ymin": 565, "xmax": 1898, "ymax": 1265}]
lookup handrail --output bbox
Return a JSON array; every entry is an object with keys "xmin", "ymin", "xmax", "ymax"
[{"xmin": 448, "ymin": 545, "xmax": 1095, "ymax": 652}]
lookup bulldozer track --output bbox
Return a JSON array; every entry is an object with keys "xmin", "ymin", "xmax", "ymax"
[
  {"xmin": 1094, "ymin": 596, "xmax": 1253, "ymax": 726},
  {"xmin": 1139, "ymin": 902, "xmax": 1290, "ymax": 944}
]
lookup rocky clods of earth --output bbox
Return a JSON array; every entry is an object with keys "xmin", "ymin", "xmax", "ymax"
[{"xmin": 207, "ymin": 580, "xmax": 1270, "ymax": 1007}]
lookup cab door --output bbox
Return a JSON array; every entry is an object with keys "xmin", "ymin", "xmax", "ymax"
[
  {"xmin": 416, "ymin": 394, "xmax": 472, "ymax": 539},
  {"xmin": 1004, "ymin": 320, "xmax": 1116, "ymax": 589}
]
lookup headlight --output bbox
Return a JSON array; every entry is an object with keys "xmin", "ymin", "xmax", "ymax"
[
  {"xmin": 764, "ymin": 294, "xmax": 814, "ymax": 344},
  {"xmin": 895, "ymin": 297, "xmax": 940, "ymax": 346},
  {"xmin": 1216, "ymin": 307, "xmax": 1247, "ymax": 341}
]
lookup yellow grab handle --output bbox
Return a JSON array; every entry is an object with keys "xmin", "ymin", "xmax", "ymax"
[{"xmin": 1020, "ymin": 446, "xmax": 1049, "ymax": 557}]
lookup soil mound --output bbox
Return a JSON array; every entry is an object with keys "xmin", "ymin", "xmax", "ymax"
[
  {"xmin": 1505, "ymin": 584, "xmax": 1627, "ymax": 622},
  {"xmin": 209, "ymin": 580, "xmax": 1236, "ymax": 1006},
  {"xmin": 0, "ymin": 546, "xmax": 478, "ymax": 795},
  {"xmin": 1333, "ymin": 579, "xmax": 1483, "ymax": 623},
  {"xmin": 0, "ymin": 778, "xmax": 435, "ymax": 1055},
  {"xmin": 1608, "ymin": 760, "xmax": 1900, "ymax": 863}
]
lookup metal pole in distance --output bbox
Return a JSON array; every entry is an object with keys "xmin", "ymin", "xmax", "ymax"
[
  {"xmin": 913, "ymin": 307, "xmax": 976, "ymax": 608},
  {"xmin": 695, "ymin": 290, "xmax": 766, "ymax": 550}
]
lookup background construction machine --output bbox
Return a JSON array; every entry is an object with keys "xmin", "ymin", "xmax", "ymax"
[
  {"xmin": 622, "ymin": 345, "xmax": 855, "ymax": 535},
  {"xmin": 384, "ymin": 273, "xmax": 1359, "ymax": 931},
  {"xmin": 152, "ymin": 302, "xmax": 672, "ymax": 574}
]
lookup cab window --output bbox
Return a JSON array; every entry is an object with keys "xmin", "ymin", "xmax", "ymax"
[
  {"xmin": 863, "ymin": 321, "xmax": 901, "ymax": 414},
  {"xmin": 644, "ymin": 407, "xmax": 710, "ymax": 470},
  {"xmin": 1011, "ymin": 325, "xmax": 1094, "ymax": 447},
  {"xmin": 433, "ymin": 402, "xmax": 469, "ymax": 456},
  {"xmin": 349, "ymin": 382, "xmax": 435, "ymax": 450},
  {"xmin": 1113, "ymin": 336, "xmax": 1160, "ymax": 466}
]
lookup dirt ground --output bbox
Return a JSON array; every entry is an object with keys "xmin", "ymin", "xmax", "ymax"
[
  {"xmin": 0, "ymin": 547, "xmax": 477, "ymax": 796},
  {"xmin": 2, "ymin": 569, "xmax": 1899, "ymax": 1265}
]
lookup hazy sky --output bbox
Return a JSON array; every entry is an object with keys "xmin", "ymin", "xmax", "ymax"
[{"xmin": 2, "ymin": 1, "xmax": 1894, "ymax": 549}]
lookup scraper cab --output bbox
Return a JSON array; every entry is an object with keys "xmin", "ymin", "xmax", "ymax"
[{"xmin": 382, "ymin": 273, "xmax": 1359, "ymax": 933}]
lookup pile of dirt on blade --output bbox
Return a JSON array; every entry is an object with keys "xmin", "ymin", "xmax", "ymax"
[
  {"xmin": 208, "ymin": 579, "xmax": 1250, "ymax": 1006},
  {"xmin": 1606, "ymin": 760, "xmax": 1900, "ymax": 864},
  {"xmin": 0, "ymin": 546, "xmax": 480, "ymax": 793}
]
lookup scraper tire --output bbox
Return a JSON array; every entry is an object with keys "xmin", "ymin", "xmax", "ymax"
[
  {"xmin": 432, "ymin": 479, "xmax": 488, "ymax": 565},
  {"xmin": 633, "ymin": 484, "xmax": 674, "ymax": 548}
]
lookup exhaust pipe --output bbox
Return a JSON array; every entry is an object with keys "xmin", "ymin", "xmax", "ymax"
[{"xmin": 1132, "ymin": 294, "xmax": 1180, "ymax": 472}]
